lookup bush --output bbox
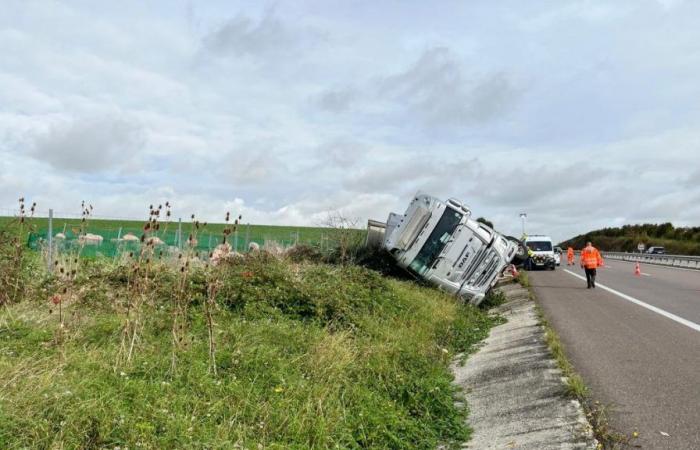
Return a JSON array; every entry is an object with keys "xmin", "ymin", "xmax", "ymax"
[{"xmin": 0, "ymin": 253, "xmax": 499, "ymax": 449}]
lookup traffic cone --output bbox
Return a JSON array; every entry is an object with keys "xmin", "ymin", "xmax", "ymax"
[{"xmin": 634, "ymin": 262, "xmax": 641, "ymax": 276}]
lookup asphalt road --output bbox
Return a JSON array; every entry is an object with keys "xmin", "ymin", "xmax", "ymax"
[{"xmin": 530, "ymin": 260, "xmax": 700, "ymax": 449}]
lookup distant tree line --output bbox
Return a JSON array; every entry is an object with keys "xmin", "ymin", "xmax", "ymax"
[{"xmin": 559, "ymin": 223, "xmax": 700, "ymax": 255}]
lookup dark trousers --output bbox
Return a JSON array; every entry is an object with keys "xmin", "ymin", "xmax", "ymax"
[{"xmin": 584, "ymin": 267, "xmax": 597, "ymax": 288}]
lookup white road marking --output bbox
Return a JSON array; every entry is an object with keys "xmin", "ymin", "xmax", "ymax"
[
  {"xmin": 641, "ymin": 273, "xmax": 651, "ymax": 277},
  {"xmin": 563, "ymin": 269, "xmax": 700, "ymax": 333}
]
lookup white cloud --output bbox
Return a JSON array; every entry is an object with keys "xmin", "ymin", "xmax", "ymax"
[
  {"xmin": 30, "ymin": 115, "xmax": 146, "ymax": 173},
  {"xmin": 1, "ymin": 0, "xmax": 699, "ymax": 245}
]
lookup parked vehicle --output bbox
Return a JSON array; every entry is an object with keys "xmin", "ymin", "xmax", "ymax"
[
  {"xmin": 367, "ymin": 193, "xmax": 525, "ymax": 306},
  {"xmin": 646, "ymin": 246, "xmax": 666, "ymax": 254},
  {"xmin": 524, "ymin": 235, "xmax": 556, "ymax": 270},
  {"xmin": 553, "ymin": 246, "xmax": 562, "ymax": 266}
]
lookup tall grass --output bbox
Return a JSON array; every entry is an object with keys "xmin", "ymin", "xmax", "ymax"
[{"xmin": 0, "ymin": 251, "xmax": 497, "ymax": 449}]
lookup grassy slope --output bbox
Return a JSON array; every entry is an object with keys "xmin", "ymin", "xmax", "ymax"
[{"xmin": 0, "ymin": 252, "xmax": 497, "ymax": 449}]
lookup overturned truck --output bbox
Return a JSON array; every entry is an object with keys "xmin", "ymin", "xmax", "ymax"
[{"xmin": 367, "ymin": 193, "xmax": 526, "ymax": 306}]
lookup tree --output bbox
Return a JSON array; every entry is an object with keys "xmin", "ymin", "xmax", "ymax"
[{"xmin": 476, "ymin": 217, "xmax": 494, "ymax": 229}]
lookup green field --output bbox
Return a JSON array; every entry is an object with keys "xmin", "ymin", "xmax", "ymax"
[{"xmin": 0, "ymin": 215, "xmax": 362, "ymax": 259}]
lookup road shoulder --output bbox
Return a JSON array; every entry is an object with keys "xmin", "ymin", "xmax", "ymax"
[{"xmin": 453, "ymin": 280, "xmax": 597, "ymax": 449}]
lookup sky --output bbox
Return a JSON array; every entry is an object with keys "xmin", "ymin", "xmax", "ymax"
[{"xmin": 1, "ymin": 0, "xmax": 700, "ymax": 242}]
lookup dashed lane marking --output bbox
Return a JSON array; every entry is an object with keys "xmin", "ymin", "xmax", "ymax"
[{"xmin": 563, "ymin": 269, "xmax": 700, "ymax": 333}]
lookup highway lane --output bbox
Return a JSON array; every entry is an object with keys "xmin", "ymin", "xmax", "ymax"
[
  {"xmin": 530, "ymin": 264, "xmax": 700, "ymax": 449},
  {"xmin": 598, "ymin": 259, "xmax": 700, "ymax": 324}
]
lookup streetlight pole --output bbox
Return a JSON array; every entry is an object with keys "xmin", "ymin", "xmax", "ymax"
[{"xmin": 519, "ymin": 213, "xmax": 527, "ymax": 236}]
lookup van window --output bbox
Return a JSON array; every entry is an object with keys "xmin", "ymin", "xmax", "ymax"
[
  {"xmin": 527, "ymin": 241, "xmax": 552, "ymax": 252},
  {"xmin": 409, "ymin": 208, "xmax": 463, "ymax": 276}
]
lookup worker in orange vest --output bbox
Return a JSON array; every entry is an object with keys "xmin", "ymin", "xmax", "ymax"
[
  {"xmin": 580, "ymin": 241, "xmax": 604, "ymax": 289},
  {"xmin": 566, "ymin": 247, "xmax": 575, "ymax": 266}
]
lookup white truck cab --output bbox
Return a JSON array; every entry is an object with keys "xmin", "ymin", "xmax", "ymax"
[
  {"xmin": 524, "ymin": 235, "xmax": 556, "ymax": 270},
  {"xmin": 378, "ymin": 193, "xmax": 521, "ymax": 305}
]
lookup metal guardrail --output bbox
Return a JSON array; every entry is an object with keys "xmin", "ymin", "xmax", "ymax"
[{"xmin": 602, "ymin": 252, "xmax": 700, "ymax": 270}]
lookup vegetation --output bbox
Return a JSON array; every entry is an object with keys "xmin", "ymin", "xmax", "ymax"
[
  {"xmin": 0, "ymin": 214, "xmax": 360, "ymax": 254},
  {"xmin": 0, "ymin": 215, "xmax": 499, "ymax": 449},
  {"xmin": 560, "ymin": 222, "xmax": 700, "ymax": 255},
  {"xmin": 475, "ymin": 217, "xmax": 493, "ymax": 229}
]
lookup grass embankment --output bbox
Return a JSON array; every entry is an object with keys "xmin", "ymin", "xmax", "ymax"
[{"xmin": 0, "ymin": 245, "xmax": 497, "ymax": 448}]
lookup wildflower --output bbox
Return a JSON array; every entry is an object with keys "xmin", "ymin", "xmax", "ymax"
[
  {"xmin": 50, "ymin": 294, "xmax": 61, "ymax": 305},
  {"xmin": 242, "ymin": 271, "xmax": 253, "ymax": 279},
  {"xmin": 274, "ymin": 386, "xmax": 284, "ymax": 393},
  {"xmin": 441, "ymin": 348, "xmax": 449, "ymax": 354}
]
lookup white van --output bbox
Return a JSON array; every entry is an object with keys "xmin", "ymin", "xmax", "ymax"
[{"xmin": 525, "ymin": 235, "xmax": 556, "ymax": 270}]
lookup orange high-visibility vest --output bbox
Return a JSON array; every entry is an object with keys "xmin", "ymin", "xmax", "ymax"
[
  {"xmin": 580, "ymin": 246, "xmax": 603, "ymax": 269},
  {"xmin": 567, "ymin": 247, "xmax": 574, "ymax": 259}
]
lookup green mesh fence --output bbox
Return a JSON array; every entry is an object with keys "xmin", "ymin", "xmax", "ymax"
[{"xmin": 27, "ymin": 224, "xmax": 330, "ymax": 259}]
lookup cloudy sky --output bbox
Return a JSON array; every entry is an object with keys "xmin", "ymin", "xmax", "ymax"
[{"xmin": 2, "ymin": 0, "xmax": 700, "ymax": 242}]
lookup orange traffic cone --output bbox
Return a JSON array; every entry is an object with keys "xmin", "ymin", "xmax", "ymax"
[
  {"xmin": 510, "ymin": 264, "xmax": 519, "ymax": 278},
  {"xmin": 634, "ymin": 262, "xmax": 641, "ymax": 276}
]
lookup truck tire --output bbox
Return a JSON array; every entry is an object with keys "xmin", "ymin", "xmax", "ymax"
[{"xmin": 506, "ymin": 236, "xmax": 528, "ymax": 265}]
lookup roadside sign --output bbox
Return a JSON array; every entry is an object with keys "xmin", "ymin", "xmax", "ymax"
[{"xmin": 638, "ymin": 243, "xmax": 645, "ymax": 252}]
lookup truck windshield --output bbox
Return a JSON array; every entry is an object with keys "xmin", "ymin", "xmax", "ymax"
[
  {"xmin": 409, "ymin": 208, "xmax": 463, "ymax": 276},
  {"xmin": 527, "ymin": 241, "xmax": 552, "ymax": 252}
]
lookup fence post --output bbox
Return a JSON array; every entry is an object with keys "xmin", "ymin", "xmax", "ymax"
[
  {"xmin": 208, "ymin": 232, "xmax": 212, "ymax": 251},
  {"xmin": 47, "ymin": 209, "xmax": 53, "ymax": 273},
  {"xmin": 244, "ymin": 224, "xmax": 250, "ymax": 252},
  {"xmin": 234, "ymin": 227, "xmax": 239, "ymax": 252},
  {"xmin": 177, "ymin": 218, "xmax": 182, "ymax": 250},
  {"xmin": 117, "ymin": 227, "xmax": 122, "ymax": 240}
]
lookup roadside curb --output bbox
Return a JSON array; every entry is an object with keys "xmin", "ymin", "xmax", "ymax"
[{"xmin": 453, "ymin": 280, "xmax": 598, "ymax": 449}]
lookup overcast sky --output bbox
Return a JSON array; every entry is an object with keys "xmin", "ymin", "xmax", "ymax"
[{"xmin": 2, "ymin": 0, "xmax": 700, "ymax": 242}]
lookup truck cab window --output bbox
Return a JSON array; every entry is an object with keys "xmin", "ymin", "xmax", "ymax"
[{"xmin": 409, "ymin": 208, "xmax": 463, "ymax": 276}]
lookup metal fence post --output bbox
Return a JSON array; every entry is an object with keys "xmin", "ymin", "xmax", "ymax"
[
  {"xmin": 244, "ymin": 223, "xmax": 250, "ymax": 252},
  {"xmin": 234, "ymin": 227, "xmax": 239, "ymax": 252},
  {"xmin": 47, "ymin": 209, "xmax": 53, "ymax": 273},
  {"xmin": 177, "ymin": 218, "xmax": 182, "ymax": 249}
]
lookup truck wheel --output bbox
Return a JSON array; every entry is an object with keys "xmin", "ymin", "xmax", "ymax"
[{"xmin": 506, "ymin": 236, "xmax": 528, "ymax": 265}]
